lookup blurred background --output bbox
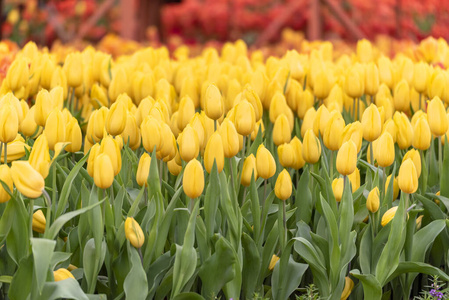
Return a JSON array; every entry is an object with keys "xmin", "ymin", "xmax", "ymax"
[{"xmin": 1, "ymin": 0, "xmax": 448, "ymax": 54}]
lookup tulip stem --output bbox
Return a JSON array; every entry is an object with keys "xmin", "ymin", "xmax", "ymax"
[
  {"xmin": 229, "ymin": 158, "xmax": 235, "ymax": 192},
  {"xmin": 356, "ymin": 98, "xmax": 360, "ymax": 121},
  {"xmin": 0, "ymin": 142, "xmax": 2, "ymax": 164},
  {"xmin": 3, "ymin": 143, "xmax": 6, "ymax": 166},
  {"xmin": 278, "ymin": 200, "xmax": 287, "ymax": 253},
  {"xmin": 242, "ymin": 136, "xmax": 246, "ymax": 158},
  {"xmin": 29, "ymin": 199, "xmax": 34, "ymax": 239},
  {"xmin": 352, "ymin": 98, "xmax": 356, "ymax": 121},
  {"xmin": 330, "ymin": 151, "xmax": 334, "ymax": 180},
  {"xmin": 214, "ymin": 120, "xmax": 217, "ymax": 132},
  {"xmin": 246, "ymin": 135, "xmax": 251, "ymax": 157},
  {"xmin": 189, "ymin": 197, "xmax": 195, "ymax": 213},
  {"xmin": 419, "ymin": 93, "xmax": 422, "ymax": 111},
  {"xmin": 42, "ymin": 189, "xmax": 52, "ymax": 234},
  {"xmin": 138, "ymin": 248, "xmax": 144, "ymax": 266},
  {"xmin": 381, "ymin": 167, "xmax": 386, "ymax": 204},
  {"xmin": 438, "ymin": 136, "xmax": 443, "ymax": 175},
  {"xmin": 405, "ymin": 193, "xmax": 410, "ymax": 222},
  {"xmin": 370, "ymin": 141, "xmax": 374, "ymax": 168},
  {"xmin": 242, "ymin": 187, "xmax": 247, "ymax": 206}
]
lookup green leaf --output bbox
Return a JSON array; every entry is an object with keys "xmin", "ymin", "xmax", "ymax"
[
  {"xmin": 248, "ymin": 127, "xmax": 263, "ymax": 156},
  {"xmin": 6, "ymin": 193, "xmax": 30, "ymax": 265},
  {"xmin": 320, "ymin": 195, "xmax": 340, "ymax": 287},
  {"xmin": 441, "ymin": 140, "xmax": 449, "ymax": 197},
  {"xmin": 249, "ymin": 174, "xmax": 261, "ymax": 245},
  {"xmin": 124, "ymin": 245, "xmax": 148, "ymax": 300},
  {"xmin": 83, "ymin": 238, "xmax": 106, "ymax": 294},
  {"xmin": 172, "ymin": 292, "xmax": 205, "ymax": 300},
  {"xmin": 241, "ymin": 233, "xmax": 261, "ymax": 299},
  {"xmin": 204, "ymin": 162, "xmax": 220, "ymax": 242},
  {"xmin": 359, "ymin": 224, "xmax": 373, "ymax": 275},
  {"xmin": 9, "ymin": 254, "xmax": 33, "ymax": 300},
  {"xmin": 198, "ymin": 237, "xmax": 236, "ymax": 298},
  {"xmin": 295, "ymin": 168, "xmax": 313, "ymax": 224},
  {"xmin": 55, "ymin": 152, "xmax": 90, "ymax": 219},
  {"xmin": 39, "ymin": 279, "xmax": 89, "ymax": 300},
  {"xmin": 171, "ymin": 201, "xmax": 199, "ymax": 297},
  {"xmin": 384, "ymin": 261, "xmax": 449, "ymax": 284},
  {"xmin": 31, "ymin": 238, "xmax": 56, "ymax": 294},
  {"xmin": 350, "ymin": 271, "xmax": 382, "ymax": 300},
  {"xmin": 0, "ymin": 198, "xmax": 15, "ymax": 245}
]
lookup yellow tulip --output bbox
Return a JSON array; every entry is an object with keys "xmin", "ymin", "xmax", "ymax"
[
  {"xmin": 32, "ymin": 210, "xmax": 46, "ymax": 233},
  {"xmin": 357, "ymin": 39, "xmax": 373, "ymax": 62},
  {"xmin": 108, "ymin": 68, "xmax": 128, "ymax": 103},
  {"xmin": 234, "ymin": 100, "xmax": 256, "ymax": 136},
  {"xmin": 344, "ymin": 64, "xmax": 365, "ymax": 98},
  {"xmin": 273, "ymin": 114, "xmax": 292, "ymax": 146},
  {"xmin": 323, "ymin": 111, "xmax": 345, "ymax": 151},
  {"xmin": 361, "ymin": 104, "xmax": 382, "ymax": 142},
  {"xmin": 136, "ymin": 153, "xmax": 151, "ymax": 187},
  {"xmin": 381, "ymin": 206, "xmax": 398, "ymax": 227},
  {"xmin": 340, "ymin": 277, "xmax": 354, "ymax": 300},
  {"xmin": 366, "ymin": 187, "xmax": 380, "ymax": 213},
  {"xmin": 241, "ymin": 154, "xmax": 258, "ymax": 186},
  {"xmin": 341, "ymin": 121, "xmax": 363, "ymax": 153},
  {"xmin": 302, "ymin": 129, "xmax": 321, "ymax": 164},
  {"xmin": 268, "ymin": 255, "xmax": 280, "ymax": 271},
  {"xmin": 427, "ymin": 96, "xmax": 448, "ymax": 137},
  {"xmin": 105, "ymin": 100, "xmax": 127, "ymax": 136},
  {"xmin": 275, "ymin": 169, "xmax": 292, "ymax": 201},
  {"xmin": 385, "ymin": 174, "xmax": 400, "ymax": 200},
  {"xmin": 100, "ymin": 135, "xmax": 122, "ymax": 176},
  {"xmin": 204, "ymin": 131, "xmax": 224, "ymax": 173},
  {"xmin": 278, "ymin": 143, "xmax": 294, "ymax": 168},
  {"xmin": 120, "ymin": 113, "xmax": 141, "ymax": 150},
  {"xmin": 290, "ymin": 137, "xmax": 306, "ymax": 170},
  {"xmin": 5, "ymin": 57, "xmax": 29, "ymax": 91},
  {"xmin": 125, "ymin": 217, "xmax": 145, "ymax": 248},
  {"xmin": 93, "ymin": 153, "xmax": 114, "ymax": 189},
  {"xmin": 29, "ymin": 134, "xmax": 51, "ymax": 179},
  {"xmin": 0, "ymin": 165, "xmax": 13, "ymax": 203},
  {"xmin": 332, "ymin": 178, "xmax": 344, "ymax": 202},
  {"xmin": 348, "ymin": 167, "xmax": 360, "ymax": 192},
  {"xmin": 336, "ymin": 140, "xmax": 357, "ymax": 176},
  {"xmin": 219, "ymin": 119, "xmax": 239, "ymax": 158},
  {"xmin": 301, "ymin": 108, "xmax": 316, "ymax": 138},
  {"xmin": 378, "ymin": 56, "xmax": 394, "ymax": 89},
  {"xmin": 313, "ymin": 69, "xmax": 331, "ymax": 99},
  {"xmin": 413, "ymin": 62, "xmax": 429, "ymax": 94},
  {"xmin": 251, "ymin": 120, "xmax": 265, "ymax": 141},
  {"xmin": 65, "ymin": 117, "xmax": 82, "ymax": 153},
  {"xmin": 393, "ymin": 80, "xmax": 410, "ymax": 112},
  {"xmin": 167, "ymin": 158, "xmax": 182, "ymax": 176},
  {"xmin": 398, "ymin": 158, "xmax": 418, "ymax": 194},
  {"xmin": 183, "ymin": 159, "xmax": 204, "ymax": 199},
  {"xmin": 296, "ymin": 89, "xmax": 314, "ymax": 120},
  {"xmin": 44, "ymin": 109, "xmax": 66, "ymax": 150},
  {"xmin": 141, "ymin": 116, "xmax": 162, "ymax": 153},
  {"xmin": 413, "ymin": 117, "xmax": 431, "ymax": 150},
  {"xmin": 177, "ymin": 96, "xmax": 196, "ymax": 131},
  {"xmin": 53, "ymin": 268, "xmax": 75, "ymax": 281},
  {"xmin": 10, "ymin": 161, "xmax": 45, "ymax": 198},
  {"xmin": 313, "ymin": 105, "xmax": 330, "ymax": 136},
  {"xmin": 256, "ymin": 144, "xmax": 276, "ymax": 180},
  {"xmin": 402, "ymin": 149, "xmax": 421, "ymax": 178},
  {"xmin": 365, "ymin": 62, "xmax": 379, "ymax": 96},
  {"xmin": 63, "ymin": 52, "xmax": 83, "ymax": 88},
  {"xmin": 394, "ymin": 112, "xmax": 413, "ymax": 149},
  {"xmin": 375, "ymin": 132, "xmax": 395, "ymax": 168},
  {"xmin": 179, "ymin": 124, "xmax": 200, "ymax": 162},
  {"xmin": 0, "ymin": 104, "xmax": 19, "ymax": 144},
  {"xmin": 204, "ymin": 84, "xmax": 223, "ymax": 120}
]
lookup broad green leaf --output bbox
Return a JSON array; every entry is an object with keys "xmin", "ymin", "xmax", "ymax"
[
  {"xmin": 31, "ymin": 238, "xmax": 56, "ymax": 294},
  {"xmin": 350, "ymin": 271, "xmax": 382, "ymax": 300},
  {"xmin": 39, "ymin": 279, "xmax": 89, "ymax": 300},
  {"xmin": 204, "ymin": 162, "xmax": 220, "ymax": 242},
  {"xmin": 124, "ymin": 244, "xmax": 148, "ymax": 300},
  {"xmin": 83, "ymin": 238, "xmax": 106, "ymax": 294},
  {"xmin": 172, "ymin": 292, "xmax": 205, "ymax": 300},
  {"xmin": 9, "ymin": 254, "xmax": 33, "ymax": 300},
  {"xmin": 242, "ymin": 233, "xmax": 261, "ymax": 299},
  {"xmin": 295, "ymin": 168, "xmax": 313, "ymax": 224}
]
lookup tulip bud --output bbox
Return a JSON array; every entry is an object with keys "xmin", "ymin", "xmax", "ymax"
[
  {"xmin": 234, "ymin": 100, "xmax": 256, "ymax": 136},
  {"xmin": 269, "ymin": 255, "xmax": 280, "ymax": 271},
  {"xmin": 381, "ymin": 206, "xmax": 398, "ymax": 227},
  {"xmin": 341, "ymin": 276, "xmax": 354, "ymax": 300},
  {"xmin": 394, "ymin": 112, "xmax": 413, "ymax": 149},
  {"xmin": 313, "ymin": 105, "xmax": 330, "ymax": 136},
  {"xmin": 53, "ymin": 268, "xmax": 75, "ymax": 281},
  {"xmin": 398, "ymin": 158, "xmax": 418, "ymax": 194},
  {"xmin": 296, "ymin": 89, "xmax": 314, "ymax": 119},
  {"xmin": 323, "ymin": 111, "xmax": 345, "ymax": 151},
  {"xmin": 29, "ymin": 134, "xmax": 51, "ymax": 179},
  {"xmin": 278, "ymin": 143, "xmax": 294, "ymax": 168},
  {"xmin": 204, "ymin": 132, "xmax": 224, "ymax": 173},
  {"xmin": 93, "ymin": 153, "xmax": 114, "ymax": 189},
  {"xmin": 385, "ymin": 174, "xmax": 400, "ymax": 200},
  {"xmin": 402, "ymin": 149, "xmax": 421, "ymax": 178},
  {"xmin": 361, "ymin": 104, "xmax": 382, "ymax": 142},
  {"xmin": 332, "ymin": 178, "xmax": 344, "ymax": 202},
  {"xmin": 204, "ymin": 84, "xmax": 223, "ymax": 120},
  {"xmin": 273, "ymin": 114, "xmax": 292, "ymax": 146},
  {"xmin": 344, "ymin": 64, "xmax": 365, "ymax": 98},
  {"xmin": 64, "ymin": 117, "xmax": 82, "ymax": 153},
  {"xmin": 167, "ymin": 158, "xmax": 182, "ymax": 176},
  {"xmin": 256, "ymin": 144, "xmax": 276, "ymax": 180},
  {"xmin": 177, "ymin": 96, "xmax": 196, "ymax": 131},
  {"xmin": 183, "ymin": 159, "xmax": 204, "ymax": 199},
  {"xmin": 302, "ymin": 129, "xmax": 321, "ymax": 164},
  {"xmin": 383, "ymin": 119, "xmax": 397, "ymax": 142},
  {"xmin": 301, "ymin": 108, "xmax": 316, "ymax": 138},
  {"xmin": 105, "ymin": 100, "xmax": 127, "ymax": 136},
  {"xmin": 416, "ymin": 215, "xmax": 424, "ymax": 230},
  {"xmin": 241, "ymin": 154, "xmax": 258, "ymax": 186},
  {"xmin": 412, "ymin": 117, "xmax": 431, "ymax": 150},
  {"xmin": 87, "ymin": 143, "xmax": 101, "ymax": 177},
  {"xmin": 243, "ymin": 85, "xmax": 263, "ymax": 122},
  {"xmin": 275, "ymin": 169, "xmax": 292, "ymax": 201},
  {"xmin": 189, "ymin": 113, "xmax": 206, "ymax": 152},
  {"xmin": 378, "ymin": 56, "xmax": 394, "ymax": 89},
  {"xmin": 367, "ymin": 187, "xmax": 380, "ymax": 213},
  {"xmin": 63, "ymin": 52, "xmax": 83, "ymax": 88},
  {"xmin": 0, "ymin": 104, "xmax": 19, "ymax": 144},
  {"xmin": 251, "ymin": 120, "xmax": 265, "ymax": 141},
  {"xmin": 365, "ymin": 62, "xmax": 379, "ymax": 96},
  {"xmin": 20, "ymin": 106, "xmax": 39, "ymax": 137},
  {"xmin": 100, "ymin": 135, "xmax": 122, "ymax": 176},
  {"xmin": 121, "ymin": 113, "xmax": 141, "ymax": 150},
  {"xmin": 413, "ymin": 62, "xmax": 429, "ymax": 94},
  {"xmin": 289, "ymin": 137, "xmax": 305, "ymax": 170},
  {"xmin": 178, "ymin": 125, "xmax": 200, "ymax": 162},
  {"xmin": 136, "ymin": 153, "xmax": 151, "ymax": 187},
  {"xmin": 6, "ymin": 57, "xmax": 29, "ymax": 91},
  {"xmin": 375, "ymin": 132, "xmax": 395, "ymax": 167},
  {"xmin": 10, "ymin": 161, "xmax": 45, "ymax": 198},
  {"xmin": 124, "ymin": 217, "xmax": 145, "ymax": 248},
  {"xmin": 313, "ymin": 69, "xmax": 331, "ymax": 99},
  {"xmin": 43, "ymin": 109, "xmax": 66, "ymax": 151},
  {"xmin": 348, "ymin": 167, "xmax": 360, "ymax": 192},
  {"xmin": 341, "ymin": 121, "xmax": 363, "ymax": 153},
  {"xmin": 0, "ymin": 165, "xmax": 13, "ymax": 203},
  {"xmin": 336, "ymin": 140, "xmax": 357, "ymax": 176},
  {"xmin": 141, "ymin": 116, "xmax": 162, "ymax": 153},
  {"xmin": 108, "ymin": 68, "xmax": 128, "ymax": 103},
  {"xmin": 219, "ymin": 119, "xmax": 239, "ymax": 158},
  {"xmin": 32, "ymin": 210, "xmax": 46, "ymax": 233},
  {"xmin": 427, "ymin": 96, "xmax": 448, "ymax": 137}
]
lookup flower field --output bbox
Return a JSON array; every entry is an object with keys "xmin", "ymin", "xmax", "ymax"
[{"xmin": 1, "ymin": 36, "xmax": 449, "ymax": 299}]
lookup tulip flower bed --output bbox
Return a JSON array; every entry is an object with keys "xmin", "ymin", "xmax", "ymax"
[{"xmin": 2, "ymin": 37, "xmax": 449, "ymax": 300}]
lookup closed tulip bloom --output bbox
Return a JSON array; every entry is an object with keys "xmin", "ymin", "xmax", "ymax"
[
  {"xmin": 344, "ymin": 64, "xmax": 365, "ymax": 98},
  {"xmin": 393, "ymin": 80, "xmax": 410, "ymax": 112},
  {"xmin": 53, "ymin": 268, "xmax": 75, "ymax": 281},
  {"xmin": 348, "ymin": 167, "xmax": 360, "ymax": 192},
  {"xmin": 367, "ymin": 187, "xmax": 380, "ymax": 213},
  {"xmin": 323, "ymin": 111, "xmax": 345, "ymax": 151},
  {"xmin": 269, "ymin": 255, "xmax": 280, "ymax": 271},
  {"xmin": 167, "ymin": 158, "xmax": 182, "ymax": 176},
  {"xmin": 427, "ymin": 97, "xmax": 448, "ymax": 137},
  {"xmin": 273, "ymin": 114, "xmax": 292, "ymax": 146},
  {"xmin": 44, "ymin": 109, "xmax": 66, "ymax": 150},
  {"xmin": 302, "ymin": 129, "xmax": 321, "ymax": 164},
  {"xmin": 65, "ymin": 117, "xmax": 82, "ymax": 153},
  {"xmin": 234, "ymin": 100, "xmax": 256, "ymax": 136},
  {"xmin": 413, "ymin": 62, "xmax": 429, "ymax": 93},
  {"xmin": 398, "ymin": 158, "xmax": 418, "ymax": 194},
  {"xmin": 20, "ymin": 106, "xmax": 39, "ymax": 137},
  {"xmin": 243, "ymin": 85, "xmax": 263, "ymax": 121},
  {"xmin": 63, "ymin": 52, "xmax": 83, "ymax": 87},
  {"xmin": 6, "ymin": 57, "xmax": 29, "ymax": 91},
  {"xmin": 413, "ymin": 117, "xmax": 431, "ymax": 150},
  {"xmin": 361, "ymin": 104, "xmax": 382, "ymax": 142},
  {"xmin": 177, "ymin": 96, "xmax": 196, "ymax": 131},
  {"xmin": 301, "ymin": 108, "xmax": 316, "ymax": 137},
  {"xmin": 120, "ymin": 113, "xmax": 141, "ymax": 150},
  {"xmin": 0, "ymin": 165, "xmax": 13, "ymax": 203},
  {"xmin": 336, "ymin": 140, "xmax": 357, "ymax": 176},
  {"xmin": 313, "ymin": 69, "xmax": 331, "ymax": 99},
  {"xmin": 296, "ymin": 89, "xmax": 314, "ymax": 119},
  {"xmin": 94, "ymin": 153, "xmax": 114, "ymax": 189},
  {"xmin": 32, "ymin": 210, "xmax": 46, "ymax": 233},
  {"xmin": 251, "ymin": 119, "xmax": 265, "ymax": 141},
  {"xmin": 0, "ymin": 104, "xmax": 19, "ymax": 144},
  {"xmin": 378, "ymin": 56, "xmax": 394, "ymax": 89},
  {"xmin": 428, "ymin": 71, "xmax": 446, "ymax": 101},
  {"xmin": 383, "ymin": 119, "xmax": 397, "ymax": 143},
  {"xmin": 0, "ymin": 93, "xmax": 24, "ymax": 124},
  {"xmin": 204, "ymin": 131, "xmax": 224, "ymax": 173},
  {"xmin": 290, "ymin": 137, "xmax": 306, "ymax": 170},
  {"xmin": 204, "ymin": 84, "xmax": 224, "ymax": 120},
  {"xmin": 402, "ymin": 149, "xmax": 421, "ymax": 178},
  {"xmin": 385, "ymin": 174, "xmax": 400, "ymax": 199},
  {"xmin": 108, "ymin": 68, "xmax": 128, "ymax": 103},
  {"xmin": 341, "ymin": 277, "xmax": 355, "ymax": 300},
  {"xmin": 332, "ymin": 178, "xmax": 344, "ymax": 202},
  {"xmin": 275, "ymin": 169, "xmax": 292, "ymax": 201},
  {"xmin": 125, "ymin": 217, "xmax": 145, "ymax": 248},
  {"xmin": 29, "ymin": 134, "xmax": 51, "ymax": 178},
  {"xmin": 278, "ymin": 143, "xmax": 294, "ymax": 168},
  {"xmin": 183, "ymin": 158, "xmax": 204, "ymax": 199},
  {"xmin": 105, "ymin": 100, "xmax": 127, "ymax": 136},
  {"xmin": 10, "ymin": 161, "xmax": 45, "ymax": 198},
  {"xmin": 100, "ymin": 135, "xmax": 122, "ymax": 176},
  {"xmin": 189, "ymin": 113, "xmax": 206, "ymax": 151},
  {"xmin": 179, "ymin": 124, "xmax": 200, "ymax": 162},
  {"xmin": 313, "ymin": 105, "xmax": 330, "ymax": 136},
  {"xmin": 219, "ymin": 119, "xmax": 240, "ymax": 158},
  {"xmin": 341, "ymin": 121, "xmax": 363, "ymax": 153},
  {"xmin": 365, "ymin": 62, "xmax": 379, "ymax": 96},
  {"xmin": 375, "ymin": 132, "xmax": 395, "ymax": 167},
  {"xmin": 141, "ymin": 116, "xmax": 162, "ymax": 153},
  {"xmin": 241, "ymin": 154, "xmax": 258, "ymax": 186},
  {"xmin": 256, "ymin": 144, "xmax": 276, "ymax": 179},
  {"xmin": 136, "ymin": 153, "xmax": 151, "ymax": 187},
  {"xmin": 381, "ymin": 206, "xmax": 398, "ymax": 227},
  {"xmin": 87, "ymin": 143, "xmax": 101, "ymax": 177},
  {"xmin": 34, "ymin": 89, "xmax": 54, "ymax": 127},
  {"xmin": 394, "ymin": 112, "xmax": 413, "ymax": 149}
]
